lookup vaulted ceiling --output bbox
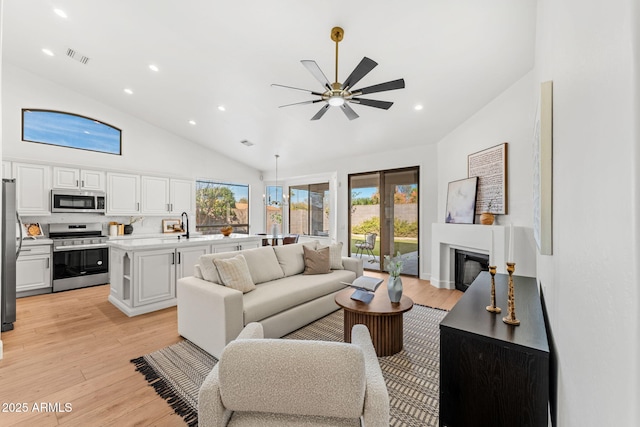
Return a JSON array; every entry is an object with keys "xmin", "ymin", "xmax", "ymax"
[{"xmin": 2, "ymin": 0, "xmax": 536, "ymax": 172}]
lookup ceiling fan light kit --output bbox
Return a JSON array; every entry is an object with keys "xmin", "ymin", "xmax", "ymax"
[{"xmin": 272, "ymin": 26, "xmax": 405, "ymax": 120}]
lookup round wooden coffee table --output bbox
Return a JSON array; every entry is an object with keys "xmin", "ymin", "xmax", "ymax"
[{"xmin": 335, "ymin": 287, "xmax": 414, "ymax": 356}]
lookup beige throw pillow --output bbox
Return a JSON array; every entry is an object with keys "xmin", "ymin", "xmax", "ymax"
[
  {"xmin": 303, "ymin": 245, "xmax": 331, "ymax": 275},
  {"xmin": 318, "ymin": 242, "xmax": 344, "ymax": 270},
  {"xmin": 213, "ymin": 254, "xmax": 256, "ymax": 293}
]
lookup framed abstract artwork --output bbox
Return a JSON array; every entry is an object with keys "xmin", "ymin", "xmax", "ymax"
[
  {"xmin": 533, "ymin": 81, "xmax": 553, "ymax": 255},
  {"xmin": 445, "ymin": 177, "xmax": 478, "ymax": 224}
]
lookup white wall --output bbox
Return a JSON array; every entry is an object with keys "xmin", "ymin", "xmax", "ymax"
[
  {"xmin": 535, "ymin": 0, "xmax": 639, "ymax": 425},
  {"xmin": 0, "ymin": 0, "xmax": 5, "ymax": 360},
  {"xmin": 436, "ymin": 71, "xmax": 537, "ymax": 277},
  {"xmin": 2, "ymin": 64, "xmax": 264, "ymax": 233},
  {"xmin": 273, "ymin": 143, "xmax": 438, "ymax": 280}
]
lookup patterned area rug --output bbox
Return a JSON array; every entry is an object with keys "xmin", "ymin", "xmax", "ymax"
[{"xmin": 132, "ymin": 304, "xmax": 447, "ymax": 427}]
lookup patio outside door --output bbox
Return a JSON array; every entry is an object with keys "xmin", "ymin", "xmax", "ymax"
[{"xmin": 349, "ymin": 167, "xmax": 419, "ymax": 276}]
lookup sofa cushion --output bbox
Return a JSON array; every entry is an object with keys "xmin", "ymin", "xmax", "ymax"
[
  {"xmin": 214, "ymin": 255, "xmax": 256, "ymax": 294},
  {"xmin": 240, "ymin": 246, "xmax": 285, "ymax": 284},
  {"xmin": 272, "ymin": 242, "xmax": 317, "ymax": 277},
  {"xmin": 242, "ymin": 269, "xmax": 355, "ymax": 324},
  {"xmin": 219, "ymin": 338, "xmax": 366, "ymax": 419},
  {"xmin": 303, "ymin": 246, "xmax": 331, "ymax": 275},
  {"xmin": 198, "ymin": 246, "xmax": 284, "ymax": 285},
  {"xmin": 318, "ymin": 242, "xmax": 344, "ymax": 270}
]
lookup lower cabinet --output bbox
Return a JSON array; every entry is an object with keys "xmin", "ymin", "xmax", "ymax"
[
  {"xmin": 16, "ymin": 244, "xmax": 52, "ymax": 296},
  {"xmin": 133, "ymin": 249, "xmax": 176, "ymax": 307},
  {"xmin": 108, "ymin": 238, "xmax": 261, "ymax": 316}
]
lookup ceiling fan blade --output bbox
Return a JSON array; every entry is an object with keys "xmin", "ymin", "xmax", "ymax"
[
  {"xmin": 352, "ymin": 78, "xmax": 405, "ymax": 95},
  {"xmin": 341, "ymin": 103, "xmax": 359, "ymax": 120},
  {"xmin": 301, "ymin": 60, "xmax": 332, "ymax": 91},
  {"xmin": 341, "ymin": 57, "xmax": 378, "ymax": 90},
  {"xmin": 310, "ymin": 104, "xmax": 330, "ymax": 120},
  {"xmin": 271, "ymin": 84, "xmax": 324, "ymax": 97},
  {"xmin": 278, "ymin": 99, "xmax": 324, "ymax": 108},
  {"xmin": 350, "ymin": 98, "xmax": 394, "ymax": 110}
]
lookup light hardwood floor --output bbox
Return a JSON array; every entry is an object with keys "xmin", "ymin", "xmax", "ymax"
[{"xmin": 0, "ymin": 275, "xmax": 462, "ymax": 426}]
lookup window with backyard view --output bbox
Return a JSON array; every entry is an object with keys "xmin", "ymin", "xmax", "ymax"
[
  {"xmin": 196, "ymin": 180, "xmax": 249, "ymax": 234},
  {"xmin": 289, "ymin": 183, "xmax": 330, "ymax": 237}
]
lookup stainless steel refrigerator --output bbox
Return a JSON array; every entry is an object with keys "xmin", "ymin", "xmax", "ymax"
[{"xmin": 2, "ymin": 179, "xmax": 23, "ymax": 332}]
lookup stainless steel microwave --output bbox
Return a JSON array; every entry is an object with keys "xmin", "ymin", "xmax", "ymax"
[{"xmin": 51, "ymin": 190, "xmax": 106, "ymax": 213}]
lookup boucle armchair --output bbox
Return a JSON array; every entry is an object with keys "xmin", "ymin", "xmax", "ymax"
[{"xmin": 198, "ymin": 322, "xmax": 389, "ymax": 427}]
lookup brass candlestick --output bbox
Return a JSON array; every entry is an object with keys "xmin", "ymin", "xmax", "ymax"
[
  {"xmin": 486, "ymin": 265, "xmax": 501, "ymax": 313},
  {"xmin": 502, "ymin": 262, "xmax": 520, "ymax": 326}
]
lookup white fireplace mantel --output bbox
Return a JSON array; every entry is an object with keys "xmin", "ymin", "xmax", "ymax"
[{"xmin": 430, "ymin": 223, "xmax": 509, "ymax": 289}]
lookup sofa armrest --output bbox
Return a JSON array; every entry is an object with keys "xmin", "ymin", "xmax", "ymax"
[
  {"xmin": 236, "ymin": 322, "xmax": 264, "ymax": 340},
  {"xmin": 342, "ymin": 257, "xmax": 363, "ymax": 278},
  {"xmin": 351, "ymin": 324, "xmax": 390, "ymax": 427},
  {"xmin": 177, "ymin": 276, "xmax": 244, "ymax": 359},
  {"xmin": 198, "ymin": 364, "xmax": 233, "ymax": 427}
]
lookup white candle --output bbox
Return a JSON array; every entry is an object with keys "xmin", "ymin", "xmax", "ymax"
[
  {"xmin": 490, "ymin": 229, "xmax": 495, "ymax": 266},
  {"xmin": 508, "ymin": 223, "xmax": 515, "ymax": 262}
]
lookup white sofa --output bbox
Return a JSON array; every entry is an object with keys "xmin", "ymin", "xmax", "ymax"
[
  {"xmin": 198, "ymin": 322, "xmax": 389, "ymax": 427},
  {"xmin": 177, "ymin": 242, "xmax": 363, "ymax": 358}
]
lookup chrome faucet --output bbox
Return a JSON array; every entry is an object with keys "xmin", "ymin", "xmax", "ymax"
[{"xmin": 181, "ymin": 212, "xmax": 190, "ymax": 239}]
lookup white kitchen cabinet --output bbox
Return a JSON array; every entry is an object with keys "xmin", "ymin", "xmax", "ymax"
[
  {"xmin": 108, "ymin": 236, "xmax": 261, "ymax": 316},
  {"xmin": 141, "ymin": 176, "xmax": 170, "ymax": 214},
  {"xmin": 170, "ymin": 179, "xmax": 194, "ymax": 215},
  {"xmin": 133, "ymin": 249, "xmax": 176, "ymax": 307},
  {"xmin": 140, "ymin": 176, "xmax": 194, "ymax": 215},
  {"xmin": 176, "ymin": 245, "xmax": 210, "ymax": 280},
  {"xmin": 53, "ymin": 167, "xmax": 106, "ymax": 191},
  {"xmin": 12, "ymin": 163, "xmax": 51, "ymax": 215},
  {"xmin": 213, "ymin": 240, "xmax": 260, "ymax": 253},
  {"xmin": 16, "ymin": 244, "xmax": 52, "ymax": 294},
  {"xmin": 106, "ymin": 172, "xmax": 140, "ymax": 215}
]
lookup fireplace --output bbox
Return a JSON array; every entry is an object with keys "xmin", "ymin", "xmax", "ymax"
[{"xmin": 454, "ymin": 250, "xmax": 489, "ymax": 292}]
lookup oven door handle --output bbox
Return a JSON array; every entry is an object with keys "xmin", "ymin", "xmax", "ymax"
[{"xmin": 54, "ymin": 243, "xmax": 108, "ymax": 251}]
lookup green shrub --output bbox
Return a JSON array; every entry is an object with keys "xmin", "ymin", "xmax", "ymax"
[{"xmin": 352, "ymin": 217, "xmax": 417, "ymax": 238}]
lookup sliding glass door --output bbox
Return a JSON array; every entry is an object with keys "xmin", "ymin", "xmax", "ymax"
[{"xmin": 349, "ymin": 167, "xmax": 419, "ymax": 276}]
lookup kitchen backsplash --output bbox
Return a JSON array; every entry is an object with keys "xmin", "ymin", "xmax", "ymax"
[{"xmin": 21, "ymin": 213, "xmax": 196, "ymax": 237}]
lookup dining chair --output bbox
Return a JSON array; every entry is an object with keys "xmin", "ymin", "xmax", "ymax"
[
  {"xmin": 256, "ymin": 233, "xmax": 270, "ymax": 246},
  {"xmin": 282, "ymin": 234, "xmax": 299, "ymax": 245}
]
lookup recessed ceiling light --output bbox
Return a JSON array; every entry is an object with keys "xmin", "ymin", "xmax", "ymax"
[
  {"xmin": 42, "ymin": 48, "xmax": 54, "ymax": 56},
  {"xmin": 188, "ymin": 120, "xmax": 196, "ymax": 125},
  {"xmin": 124, "ymin": 88, "xmax": 133, "ymax": 95},
  {"xmin": 218, "ymin": 105, "xmax": 226, "ymax": 112},
  {"xmin": 149, "ymin": 64, "xmax": 159, "ymax": 72},
  {"xmin": 54, "ymin": 9, "xmax": 67, "ymax": 18},
  {"xmin": 414, "ymin": 104, "xmax": 424, "ymax": 111}
]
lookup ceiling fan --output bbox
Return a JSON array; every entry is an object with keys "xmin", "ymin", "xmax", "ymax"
[{"xmin": 272, "ymin": 27, "xmax": 405, "ymax": 120}]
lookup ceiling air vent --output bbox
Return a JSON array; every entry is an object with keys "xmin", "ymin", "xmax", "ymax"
[
  {"xmin": 66, "ymin": 48, "xmax": 90, "ymax": 65},
  {"xmin": 240, "ymin": 140, "xmax": 254, "ymax": 147}
]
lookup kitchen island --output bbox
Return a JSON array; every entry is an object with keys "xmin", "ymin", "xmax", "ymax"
[{"xmin": 108, "ymin": 234, "xmax": 261, "ymax": 316}]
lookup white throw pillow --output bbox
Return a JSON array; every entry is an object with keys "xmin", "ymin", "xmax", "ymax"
[
  {"xmin": 318, "ymin": 242, "xmax": 344, "ymax": 270},
  {"xmin": 239, "ymin": 246, "xmax": 285, "ymax": 284},
  {"xmin": 213, "ymin": 254, "xmax": 256, "ymax": 293}
]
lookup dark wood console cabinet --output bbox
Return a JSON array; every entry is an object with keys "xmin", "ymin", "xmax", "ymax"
[{"xmin": 439, "ymin": 272, "xmax": 549, "ymax": 427}]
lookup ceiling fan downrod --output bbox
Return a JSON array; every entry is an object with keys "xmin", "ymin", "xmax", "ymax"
[{"xmin": 331, "ymin": 26, "xmax": 344, "ymax": 86}]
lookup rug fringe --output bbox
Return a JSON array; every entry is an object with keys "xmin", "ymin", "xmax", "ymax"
[
  {"xmin": 131, "ymin": 356, "xmax": 198, "ymax": 427},
  {"xmin": 414, "ymin": 302, "xmax": 450, "ymax": 312}
]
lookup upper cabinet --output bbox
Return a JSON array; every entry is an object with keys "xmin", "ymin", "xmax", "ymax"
[
  {"xmin": 141, "ymin": 176, "xmax": 194, "ymax": 215},
  {"xmin": 106, "ymin": 172, "xmax": 140, "ymax": 215},
  {"xmin": 53, "ymin": 167, "xmax": 105, "ymax": 191},
  {"xmin": 12, "ymin": 163, "xmax": 51, "ymax": 215},
  {"xmin": 141, "ymin": 176, "xmax": 170, "ymax": 214},
  {"xmin": 170, "ymin": 179, "xmax": 194, "ymax": 215}
]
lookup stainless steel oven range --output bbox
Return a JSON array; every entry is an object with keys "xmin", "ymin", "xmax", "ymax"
[{"xmin": 49, "ymin": 223, "xmax": 109, "ymax": 292}]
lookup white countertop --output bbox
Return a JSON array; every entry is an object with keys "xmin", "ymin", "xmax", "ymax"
[
  {"xmin": 107, "ymin": 233, "xmax": 260, "ymax": 250},
  {"xmin": 22, "ymin": 238, "xmax": 53, "ymax": 246}
]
